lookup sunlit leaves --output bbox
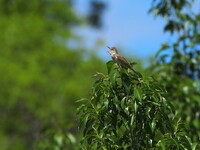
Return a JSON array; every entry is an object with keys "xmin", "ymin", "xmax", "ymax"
[{"xmin": 78, "ymin": 61, "xmax": 196, "ymax": 149}]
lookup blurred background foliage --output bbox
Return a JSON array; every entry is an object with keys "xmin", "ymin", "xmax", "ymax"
[
  {"xmin": 0, "ymin": 0, "xmax": 105, "ymax": 149},
  {"xmin": 148, "ymin": 0, "xmax": 200, "ymax": 142},
  {"xmin": 0, "ymin": 0, "xmax": 199, "ymax": 149}
]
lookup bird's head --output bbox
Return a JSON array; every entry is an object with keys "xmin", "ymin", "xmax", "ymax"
[{"xmin": 106, "ymin": 46, "xmax": 118, "ymax": 55}]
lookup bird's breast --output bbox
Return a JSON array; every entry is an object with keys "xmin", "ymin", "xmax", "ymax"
[{"xmin": 112, "ymin": 56, "xmax": 118, "ymax": 62}]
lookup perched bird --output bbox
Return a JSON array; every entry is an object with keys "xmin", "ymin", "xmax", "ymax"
[{"xmin": 106, "ymin": 46, "xmax": 136, "ymax": 73}]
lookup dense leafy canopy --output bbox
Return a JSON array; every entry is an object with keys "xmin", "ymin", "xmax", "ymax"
[
  {"xmin": 78, "ymin": 61, "xmax": 198, "ymax": 149},
  {"xmin": 148, "ymin": 0, "xmax": 200, "ymax": 142}
]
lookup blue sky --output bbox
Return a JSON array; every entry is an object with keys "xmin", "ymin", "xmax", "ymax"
[{"xmin": 73, "ymin": 0, "xmax": 199, "ymax": 63}]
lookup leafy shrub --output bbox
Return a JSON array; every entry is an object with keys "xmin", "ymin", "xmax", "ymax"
[
  {"xmin": 78, "ymin": 61, "xmax": 198, "ymax": 150},
  {"xmin": 149, "ymin": 0, "xmax": 200, "ymax": 141}
]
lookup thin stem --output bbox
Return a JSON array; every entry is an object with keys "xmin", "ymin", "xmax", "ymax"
[{"xmin": 129, "ymin": 122, "xmax": 135, "ymax": 150}]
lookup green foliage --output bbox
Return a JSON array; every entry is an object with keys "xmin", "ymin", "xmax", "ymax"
[
  {"xmin": 78, "ymin": 61, "xmax": 197, "ymax": 150},
  {"xmin": 36, "ymin": 129, "xmax": 79, "ymax": 150},
  {"xmin": 0, "ymin": 0, "xmax": 105, "ymax": 149},
  {"xmin": 149, "ymin": 0, "xmax": 200, "ymax": 142}
]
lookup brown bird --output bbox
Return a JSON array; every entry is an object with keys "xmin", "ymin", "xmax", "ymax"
[{"xmin": 106, "ymin": 46, "xmax": 136, "ymax": 73}]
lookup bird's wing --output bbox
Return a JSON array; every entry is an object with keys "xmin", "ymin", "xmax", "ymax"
[{"xmin": 116, "ymin": 54, "xmax": 132, "ymax": 68}]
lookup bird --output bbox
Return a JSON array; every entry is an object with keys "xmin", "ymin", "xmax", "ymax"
[{"xmin": 106, "ymin": 46, "xmax": 136, "ymax": 73}]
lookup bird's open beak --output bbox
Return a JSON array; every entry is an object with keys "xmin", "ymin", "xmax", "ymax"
[
  {"xmin": 106, "ymin": 46, "xmax": 111, "ymax": 53},
  {"xmin": 107, "ymin": 46, "xmax": 111, "ymax": 49}
]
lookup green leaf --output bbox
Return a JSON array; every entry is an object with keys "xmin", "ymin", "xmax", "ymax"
[
  {"xmin": 130, "ymin": 62, "xmax": 137, "ymax": 66},
  {"xmin": 130, "ymin": 114, "xmax": 135, "ymax": 126},
  {"xmin": 121, "ymin": 97, "xmax": 126, "ymax": 109},
  {"xmin": 67, "ymin": 133, "xmax": 76, "ymax": 144},
  {"xmin": 110, "ymin": 72, "xmax": 118, "ymax": 87},
  {"xmin": 106, "ymin": 60, "xmax": 115, "ymax": 74},
  {"xmin": 54, "ymin": 134, "xmax": 63, "ymax": 146},
  {"xmin": 192, "ymin": 143, "xmax": 198, "ymax": 150},
  {"xmin": 134, "ymin": 88, "xmax": 142, "ymax": 101},
  {"xmin": 77, "ymin": 104, "xmax": 87, "ymax": 114},
  {"xmin": 155, "ymin": 42, "xmax": 170, "ymax": 58},
  {"xmin": 134, "ymin": 100, "xmax": 138, "ymax": 114},
  {"xmin": 150, "ymin": 118, "xmax": 157, "ymax": 132},
  {"xmin": 155, "ymin": 130, "xmax": 163, "ymax": 141}
]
